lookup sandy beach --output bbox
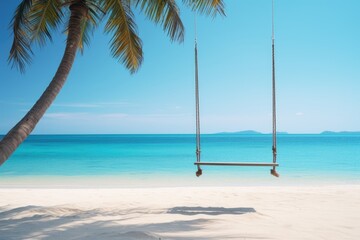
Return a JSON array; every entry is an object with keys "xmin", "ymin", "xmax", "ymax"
[{"xmin": 1, "ymin": 185, "xmax": 359, "ymax": 240}]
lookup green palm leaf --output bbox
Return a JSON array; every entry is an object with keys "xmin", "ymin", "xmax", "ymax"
[
  {"xmin": 77, "ymin": 17, "xmax": 94, "ymax": 54},
  {"xmin": 182, "ymin": 0, "xmax": 225, "ymax": 17},
  {"xmin": 27, "ymin": 0, "xmax": 63, "ymax": 46},
  {"xmin": 102, "ymin": 0, "xmax": 142, "ymax": 73},
  {"xmin": 70, "ymin": 1, "xmax": 104, "ymax": 54},
  {"xmin": 135, "ymin": 0, "xmax": 184, "ymax": 42},
  {"xmin": 8, "ymin": 0, "xmax": 34, "ymax": 73}
]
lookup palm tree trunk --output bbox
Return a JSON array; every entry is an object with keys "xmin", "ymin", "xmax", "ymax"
[{"xmin": 0, "ymin": 3, "xmax": 88, "ymax": 166}]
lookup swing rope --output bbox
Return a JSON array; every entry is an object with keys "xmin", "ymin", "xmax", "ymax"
[
  {"xmin": 271, "ymin": 0, "xmax": 279, "ymax": 177},
  {"xmin": 194, "ymin": 14, "xmax": 202, "ymax": 177}
]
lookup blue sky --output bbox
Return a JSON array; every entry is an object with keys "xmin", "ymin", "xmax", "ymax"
[{"xmin": 1, "ymin": 0, "xmax": 359, "ymax": 134}]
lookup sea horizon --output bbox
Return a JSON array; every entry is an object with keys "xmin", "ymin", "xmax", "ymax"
[{"xmin": 2, "ymin": 130, "xmax": 360, "ymax": 136}]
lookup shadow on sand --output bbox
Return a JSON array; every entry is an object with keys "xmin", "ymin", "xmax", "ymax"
[
  {"xmin": 168, "ymin": 206, "xmax": 256, "ymax": 215},
  {"xmin": 0, "ymin": 205, "xmax": 260, "ymax": 240}
]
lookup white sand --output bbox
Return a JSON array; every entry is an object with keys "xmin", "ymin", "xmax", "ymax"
[{"xmin": 0, "ymin": 185, "xmax": 359, "ymax": 240}]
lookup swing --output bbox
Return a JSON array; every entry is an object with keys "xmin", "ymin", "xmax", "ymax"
[{"xmin": 193, "ymin": 0, "xmax": 279, "ymax": 178}]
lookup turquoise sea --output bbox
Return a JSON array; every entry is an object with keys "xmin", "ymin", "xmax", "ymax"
[{"xmin": 0, "ymin": 134, "xmax": 359, "ymax": 187}]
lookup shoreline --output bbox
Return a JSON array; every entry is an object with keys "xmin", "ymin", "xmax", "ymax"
[{"xmin": 0, "ymin": 174, "xmax": 359, "ymax": 189}]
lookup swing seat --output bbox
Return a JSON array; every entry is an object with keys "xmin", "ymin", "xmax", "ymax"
[
  {"xmin": 194, "ymin": 162, "xmax": 280, "ymax": 177},
  {"xmin": 194, "ymin": 162, "xmax": 279, "ymax": 167}
]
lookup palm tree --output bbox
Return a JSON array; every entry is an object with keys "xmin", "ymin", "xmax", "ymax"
[{"xmin": 0, "ymin": 0, "xmax": 225, "ymax": 165}]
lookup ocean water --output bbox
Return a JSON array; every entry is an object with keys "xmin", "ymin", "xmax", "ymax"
[{"xmin": 0, "ymin": 134, "xmax": 359, "ymax": 186}]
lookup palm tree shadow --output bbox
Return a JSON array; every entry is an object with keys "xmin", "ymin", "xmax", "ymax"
[
  {"xmin": 0, "ymin": 205, "xmax": 214, "ymax": 240},
  {"xmin": 167, "ymin": 206, "xmax": 256, "ymax": 216}
]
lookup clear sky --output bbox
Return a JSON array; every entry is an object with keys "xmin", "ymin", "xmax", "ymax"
[{"xmin": 1, "ymin": 0, "xmax": 359, "ymax": 134}]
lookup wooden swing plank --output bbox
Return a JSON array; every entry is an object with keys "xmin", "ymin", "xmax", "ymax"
[{"xmin": 194, "ymin": 162, "xmax": 279, "ymax": 167}]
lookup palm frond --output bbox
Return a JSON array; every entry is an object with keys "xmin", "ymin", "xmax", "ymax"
[
  {"xmin": 135, "ymin": 0, "xmax": 184, "ymax": 42},
  {"xmin": 102, "ymin": 0, "xmax": 142, "ymax": 73},
  {"xmin": 182, "ymin": 0, "xmax": 225, "ymax": 17},
  {"xmin": 77, "ymin": 18, "xmax": 92, "ymax": 54},
  {"xmin": 27, "ymin": 0, "xmax": 63, "ymax": 46},
  {"xmin": 8, "ymin": 0, "xmax": 34, "ymax": 73},
  {"xmin": 67, "ymin": 1, "xmax": 104, "ymax": 54}
]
